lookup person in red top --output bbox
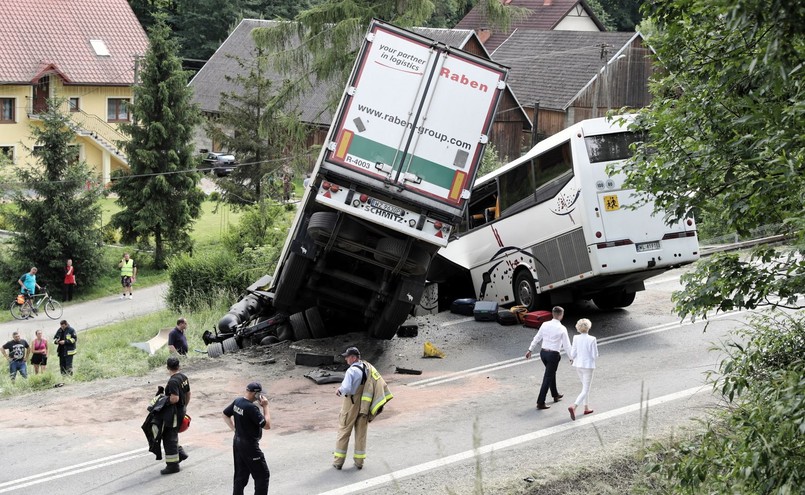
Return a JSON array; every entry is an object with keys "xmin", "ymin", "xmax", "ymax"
[{"xmin": 63, "ymin": 259, "xmax": 77, "ymax": 302}]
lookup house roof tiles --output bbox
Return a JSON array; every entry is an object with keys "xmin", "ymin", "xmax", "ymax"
[
  {"xmin": 491, "ymin": 30, "xmax": 637, "ymax": 110},
  {"xmin": 455, "ymin": 0, "xmax": 605, "ymax": 51},
  {"xmin": 0, "ymin": 0, "xmax": 148, "ymax": 85}
]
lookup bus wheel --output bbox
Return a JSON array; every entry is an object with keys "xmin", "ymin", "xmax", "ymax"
[
  {"xmin": 514, "ymin": 270, "xmax": 538, "ymax": 311},
  {"xmin": 273, "ymin": 253, "xmax": 309, "ymax": 312},
  {"xmin": 308, "ymin": 212, "xmax": 337, "ymax": 240},
  {"xmin": 593, "ymin": 290, "xmax": 635, "ymax": 310}
]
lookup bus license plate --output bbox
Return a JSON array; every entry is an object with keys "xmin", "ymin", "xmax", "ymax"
[
  {"xmin": 636, "ymin": 241, "xmax": 660, "ymax": 252},
  {"xmin": 368, "ymin": 198, "xmax": 404, "ymax": 217}
]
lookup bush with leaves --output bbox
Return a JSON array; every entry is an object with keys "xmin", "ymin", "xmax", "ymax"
[
  {"xmin": 641, "ymin": 312, "xmax": 805, "ymax": 494},
  {"xmin": 166, "ymin": 251, "xmax": 252, "ymax": 311}
]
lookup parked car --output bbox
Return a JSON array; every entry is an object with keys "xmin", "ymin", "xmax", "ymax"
[{"xmin": 202, "ymin": 152, "xmax": 236, "ymax": 177}]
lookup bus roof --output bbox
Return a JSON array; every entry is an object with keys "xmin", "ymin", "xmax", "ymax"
[{"xmin": 473, "ymin": 115, "xmax": 635, "ymax": 188}]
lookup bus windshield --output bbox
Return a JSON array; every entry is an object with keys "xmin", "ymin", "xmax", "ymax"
[{"xmin": 584, "ymin": 131, "xmax": 644, "ymax": 163}]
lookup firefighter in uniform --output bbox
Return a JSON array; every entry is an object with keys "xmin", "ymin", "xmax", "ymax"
[
  {"xmin": 222, "ymin": 382, "xmax": 271, "ymax": 495},
  {"xmin": 160, "ymin": 357, "xmax": 190, "ymax": 474},
  {"xmin": 332, "ymin": 346, "xmax": 392, "ymax": 470}
]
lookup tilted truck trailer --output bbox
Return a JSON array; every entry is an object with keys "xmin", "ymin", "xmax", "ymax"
[{"xmin": 204, "ymin": 20, "xmax": 509, "ymax": 355}]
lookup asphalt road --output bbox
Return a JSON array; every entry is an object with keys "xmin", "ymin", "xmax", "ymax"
[
  {"xmin": 0, "ymin": 270, "xmax": 749, "ymax": 494},
  {"xmin": 0, "ymin": 283, "xmax": 168, "ymax": 343}
]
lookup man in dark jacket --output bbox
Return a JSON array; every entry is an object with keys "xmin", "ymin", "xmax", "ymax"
[
  {"xmin": 223, "ymin": 382, "xmax": 271, "ymax": 495},
  {"xmin": 160, "ymin": 357, "xmax": 190, "ymax": 475},
  {"xmin": 53, "ymin": 320, "xmax": 77, "ymax": 375}
]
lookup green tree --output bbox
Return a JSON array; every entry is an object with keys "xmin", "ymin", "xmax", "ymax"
[
  {"xmin": 10, "ymin": 99, "xmax": 104, "ymax": 293},
  {"xmin": 593, "ymin": 0, "xmax": 643, "ymax": 31},
  {"xmin": 253, "ymin": 0, "xmax": 525, "ymax": 109},
  {"xmin": 618, "ymin": 0, "xmax": 804, "ymax": 320},
  {"xmin": 111, "ymin": 15, "xmax": 205, "ymax": 268},
  {"xmin": 205, "ymin": 46, "xmax": 310, "ymax": 206}
]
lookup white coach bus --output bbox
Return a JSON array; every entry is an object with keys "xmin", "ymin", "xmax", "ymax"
[{"xmin": 428, "ymin": 116, "xmax": 700, "ymax": 311}]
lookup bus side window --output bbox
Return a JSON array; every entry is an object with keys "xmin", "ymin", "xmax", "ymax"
[
  {"xmin": 467, "ymin": 182, "xmax": 499, "ymax": 230},
  {"xmin": 534, "ymin": 142, "xmax": 573, "ymax": 204},
  {"xmin": 499, "ymin": 159, "xmax": 536, "ymax": 216}
]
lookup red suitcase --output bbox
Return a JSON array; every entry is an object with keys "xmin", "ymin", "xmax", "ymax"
[{"xmin": 523, "ymin": 310, "xmax": 552, "ymax": 329}]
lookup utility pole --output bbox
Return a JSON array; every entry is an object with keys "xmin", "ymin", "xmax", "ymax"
[{"xmin": 591, "ymin": 43, "xmax": 611, "ymax": 119}]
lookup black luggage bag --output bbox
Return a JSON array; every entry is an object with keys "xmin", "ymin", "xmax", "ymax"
[
  {"xmin": 473, "ymin": 301, "xmax": 499, "ymax": 321},
  {"xmin": 497, "ymin": 309, "xmax": 518, "ymax": 326},
  {"xmin": 450, "ymin": 298, "xmax": 477, "ymax": 316}
]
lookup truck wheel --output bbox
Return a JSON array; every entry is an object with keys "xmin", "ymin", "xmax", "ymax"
[
  {"xmin": 336, "ymin": 219, "xmax": 365, "ymax": 252},
  {"xmin": 375, "ymin": 238, "xmax": 430, "ymax": 275},
  {"xmin": 207, "ymin": 342, "xmax": 223, "ymax": 358},
  {"xmin": 370, "ymin": 299, "xmax": 413, "ymax": 339},
  {"xmin": 273, "ymin": 253, "xmax": 309, "ymax": 311},
  {"xmin": 276, "ymin": 323, "xmax": 294, "ymax": 342},
  {"xmin": 514, "ymin": 270, "xmax": 538, "ymax": 311},
  {"xmin": 223, "ymin": 337, "xmax": 240, "ymax": 353},
  {"xmin": 290, "ymin": 311, "xmax": 311, "ymax": 340},
  {"xmin": 304, "ymin": 306, "xmax": 327, "ymax": 339},
  {"xmin": 308, "ymin": 212, "xmax": 337, "ymax": 240}
]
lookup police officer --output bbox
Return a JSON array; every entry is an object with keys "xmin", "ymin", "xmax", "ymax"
[
  {"xmin": 223, "ymin": 382, "xmax": 271, "ymax": 495},
  {"xmin": 161, "ymin": 357, "xmax": 190, "ymax": 474}
]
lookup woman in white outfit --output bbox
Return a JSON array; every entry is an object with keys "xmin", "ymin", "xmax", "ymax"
[{"xmin": 568, "ymin": 318, "xmax": 598, "ymax": 420}]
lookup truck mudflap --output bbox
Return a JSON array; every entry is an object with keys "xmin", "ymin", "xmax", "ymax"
[{"xmin": 316, "ymin": 179, "xmax": 451, "ymax": 247}]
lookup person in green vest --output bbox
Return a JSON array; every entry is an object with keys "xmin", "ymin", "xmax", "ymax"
[{"xmin": 118, "ymin": 252, "xmax": 137, "ymax": 300}]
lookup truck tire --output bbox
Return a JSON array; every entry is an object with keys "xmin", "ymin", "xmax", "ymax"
[
  {"xmin": 304, "ymin": 306, "xmax": 327, "ymax": 339},
  {"xmin": 370, "ymin": 299, "xmax": 413, "ymax": 339},
  {"xmin": 207, "ymin": 342, "xmax": 223, "ymax": 358},
  {"xmin": 273, "ymin": 253, "xmax": 309, "ymax": 311},
  {"xmin": 276, "ymin": 323, "xmax": 294, "ymax": 342},
  {"xmin": 375, "ymin": 238, "xmax": 430, "ymax": 275},
  {"xmin": 290, "ymin": 311, "xmax": 311, "ymax": 340},
  {"xmin": 336, "ymin": 219, "xmax": 365, "ymax": 252},
  {"xmin": 223, "ymin": 337, "xmax": 240, "ymax": 353},
  {"xmin": 307, "ymin": 212, "xmax": 337, "ymax": 240}
]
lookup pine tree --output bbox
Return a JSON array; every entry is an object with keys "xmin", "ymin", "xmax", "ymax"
[
  {"xmin": 11, "ymin": 99, "xmax": 104, "ymax": 294},
  {"xmin": 206, "ymin": 46, "xmax": 310, "ymax": 206},
  {"xmin": 111, "ymin": 14, "xmax": 204, "ymax": 268}
]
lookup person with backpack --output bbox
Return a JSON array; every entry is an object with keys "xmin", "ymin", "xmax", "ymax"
[{"xmin": 332, "ymin": 346, "xmax": 392, "ymax": 471}]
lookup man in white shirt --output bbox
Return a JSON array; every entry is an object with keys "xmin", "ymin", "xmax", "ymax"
[{"xmin": 525, "ymin": 306, "xmax": 572, "ymax": 410}]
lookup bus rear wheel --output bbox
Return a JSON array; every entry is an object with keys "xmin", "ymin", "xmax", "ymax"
[{"xmin": 593, "ymin": 290, "xmax": 636, "ymax": 310}]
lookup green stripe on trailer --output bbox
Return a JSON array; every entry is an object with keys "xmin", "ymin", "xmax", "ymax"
[{"xmin": 348, "ymin": 134, "xmax": 456, "ymax": 190}]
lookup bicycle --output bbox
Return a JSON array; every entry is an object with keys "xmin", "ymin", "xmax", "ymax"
[{"xmin": 10, "ymin": 287, "xmax": 63, "ymax": 320}]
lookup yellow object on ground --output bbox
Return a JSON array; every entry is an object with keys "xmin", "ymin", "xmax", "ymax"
[{"xmin": 423, "ymin": 341, "xmax": 445, "ymax": 358}]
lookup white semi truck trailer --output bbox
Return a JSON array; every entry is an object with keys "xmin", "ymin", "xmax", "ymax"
[{"xmin": 204, "ymin": 19, "xmax": 509, "ymax": 353}]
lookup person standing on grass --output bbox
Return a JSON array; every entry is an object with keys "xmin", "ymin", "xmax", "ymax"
[
  {"xmin": 3, "ymin": 331, "xmax": 30, "ymax": 380},
  {"xmin": 118, "ymin": 253, "xmax": 137, "ymax": 299},
  {"xmin": 63, "ymin": 258, "xmax": 77, "ymax": 302},
  {"xmin": 168, "ymin": 318, "xmax": 189, "ymax": 355},
  {"xmin": 30, "ymin": 329, "xmax": 49, "ymax": 374},
  {"xmin": 54, "ymin": 320, "xmax": 77, "ymax": 375},
  {"xmin": 568, "ymin": 318, "xmax": 599, "ymax": 420}
]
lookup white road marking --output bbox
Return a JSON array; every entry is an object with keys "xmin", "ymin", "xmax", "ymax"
[
  {"xmin": 0, "ymin": 448, "xmax": 151, "ymax": 493},
  {"xmin": 408, "ymin": 308, "xmax": 749, "ymax": 389},
  {"xmin": 316, "ymin": 386, "xmax": 706, "ymax": 495}
]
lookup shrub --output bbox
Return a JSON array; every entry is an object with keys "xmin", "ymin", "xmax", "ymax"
[{"xmin": 166, "ymin": 250, "xmax": 252, "ymax": 310}]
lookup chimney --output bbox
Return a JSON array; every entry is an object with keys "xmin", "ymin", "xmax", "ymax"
[{"xmin": 476, "ymin": 28, "xmax": 492, "ymax": 44}]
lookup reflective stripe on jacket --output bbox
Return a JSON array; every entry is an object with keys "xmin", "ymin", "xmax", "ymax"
[{"xmin": 359, "ymin": 362, "xmax": 393, "ymax": 417}]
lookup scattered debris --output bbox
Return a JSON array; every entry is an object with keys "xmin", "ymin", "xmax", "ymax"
[
  {"xmin": 396, "ymin": 324, "xmax": 418, "ymax": 338},
  {"xmin": 395, "ymin": 367, "xmax": 422, "ymax": 375},
  {"xmin": 295, "ymin": 352, "xmax": 336, "ymax": 367},
  {"xmin": 423, "ymin": 341, "xmax": 445, "ymax": 358},
  {"xmin": 523, "ymin": 476, "xmax": 535, "ymax": 483},
  {"xmin": 304, "ymin": 369, "xmax": 345, "ymax": 385}
]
